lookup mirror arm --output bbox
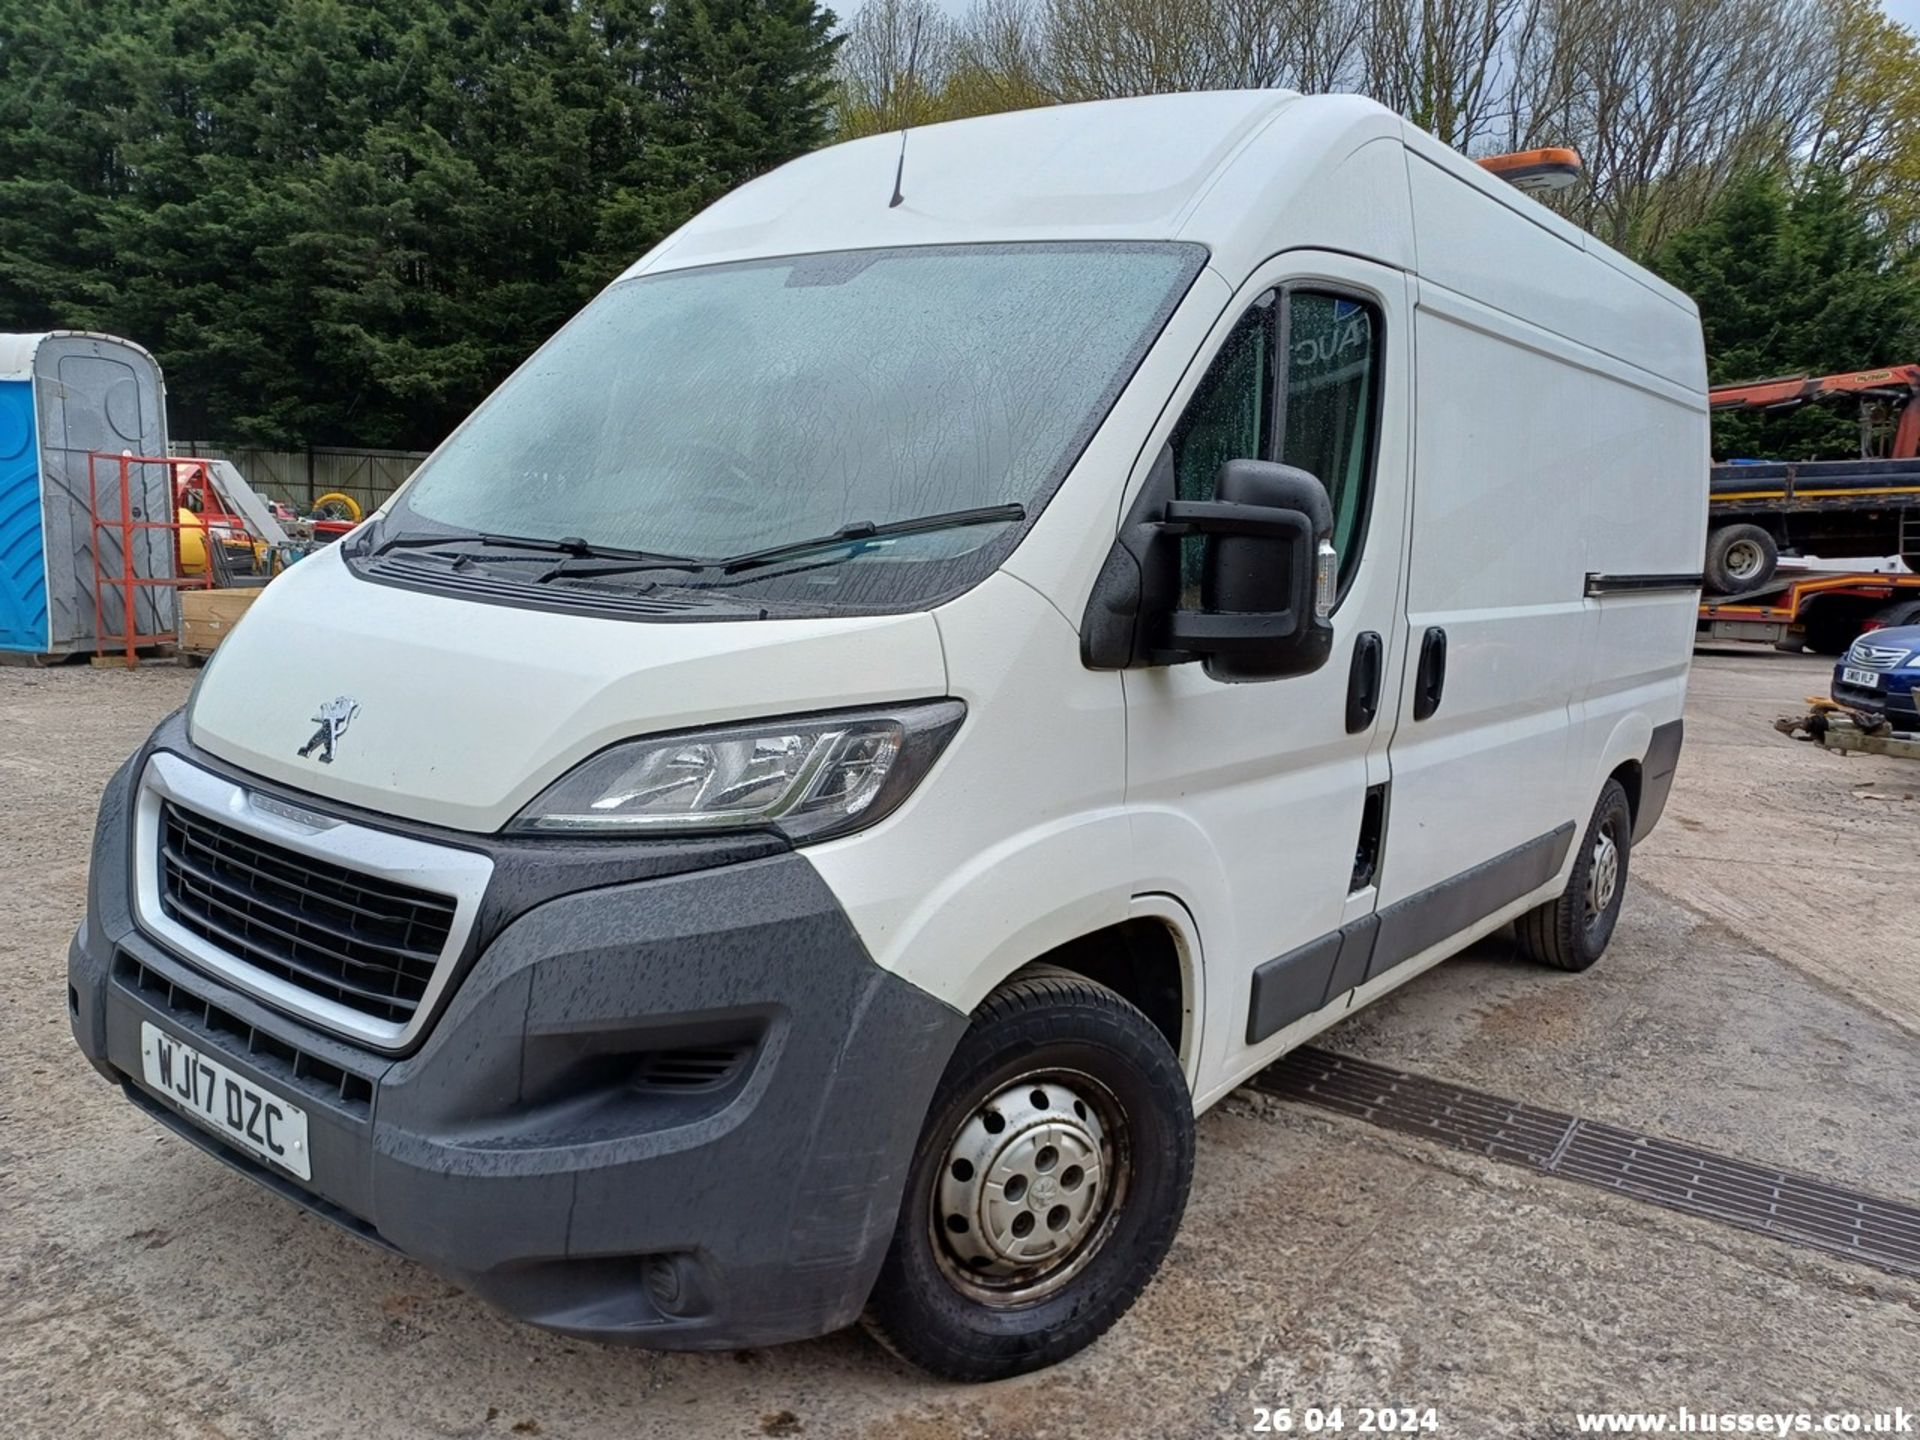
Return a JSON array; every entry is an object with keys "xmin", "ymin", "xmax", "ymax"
[
  {"xmin": 1167, "ymin": 610, "xmax": 1301, "ymax": 652},
  {"xmin": 1160, "ymin": 501, "xmax": 1310, "ymax": 543}
]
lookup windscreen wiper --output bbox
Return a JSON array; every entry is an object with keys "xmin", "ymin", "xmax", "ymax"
[
  {"xmin": 365, "ymin": 529, "xmax": 485, "ymax": 557},
  {"xmin": 528, "ymin": 504, "xmax": 1028, "ymax": 585},
  {"xmin": 532, "ymin": 541, "xmax": 706, "ymax": 581},
  {"xmin": 369, "ymin": 527, "xmax": 690, "ymax": 567},
  {"xmin": 367, "ymin": 529, "xmax": 578, "ymax": 559},
  {"xmin": 478, "ymin": 533, "xmax": 673, "ymax": 560},
  {"xmin": 714, "ymin": 504, "xmax": 1027, "ymax": 574}
]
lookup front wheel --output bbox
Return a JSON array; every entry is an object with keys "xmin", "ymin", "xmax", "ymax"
[
  {"xmin": 1514, "ymin": 778, "xmax": 1633, "ymax": 972},
  {"xmin": 862, "ymin": 971, "xmax": 1194, "ymax": 1380}
]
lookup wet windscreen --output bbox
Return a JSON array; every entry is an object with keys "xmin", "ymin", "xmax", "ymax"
[{"xmin": 390, "ymin": 242, "xmax": 1203, "ymax": 611}]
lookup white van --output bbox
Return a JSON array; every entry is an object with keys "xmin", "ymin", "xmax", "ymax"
[{"xmin": 68, "ymin": 91, "xmax": 1707, "ymax": 1379}]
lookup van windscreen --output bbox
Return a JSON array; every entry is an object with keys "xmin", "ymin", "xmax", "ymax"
[{"xmin": 382, "ymin": 242, "xmax": 1204, "ymax": 614}]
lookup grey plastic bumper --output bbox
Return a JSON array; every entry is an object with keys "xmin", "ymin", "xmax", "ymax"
[{"xmin": 68, "ymin": 749, "xmax": 968, "ymax": 1350}]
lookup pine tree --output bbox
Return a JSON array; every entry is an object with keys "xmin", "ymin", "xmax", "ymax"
[
  {"xmin": 1655, "ymin": 169, "xmax": 1920, "ymax": 461},
  {"xmin": 0, "ymin": 0, "xmax": 842, "ymax": 450},
  {"xmin": 588, "ymin": 0, "xmax": 841, "ymax": 275}
]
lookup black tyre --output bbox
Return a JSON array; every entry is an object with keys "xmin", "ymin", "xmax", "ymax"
[
  {"xmin": 1871, "ymin": 599, "xmax": 1920, "ymax": 629},
  {"xmin": 1514, "ymin": 779, "xmax": 1632, "ymax": 973},
  {"xmin": 862, "ymin": 970, "xmax": 1194, "ymax": 1381},
  {"xmin": 1804, "ymin": 606, "xmax": 1859, "ymax": 656},
  {"xmin": 1704, "ymin": 524, "xmax": 1778, "ymax": 594}
]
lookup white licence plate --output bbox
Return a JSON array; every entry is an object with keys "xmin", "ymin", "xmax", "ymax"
[
  {"xmin": 1842, "ymin": 666, "xmax": 1882, "ymax": 688},
  {"xmin": 140, "ymin": 1021, "xmax": 311, "ymax": 1180}
]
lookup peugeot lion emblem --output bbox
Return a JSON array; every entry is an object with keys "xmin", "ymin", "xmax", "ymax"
[{"xmin": 297, "ymin": 696, "xmax": 360, "ymax": 765}]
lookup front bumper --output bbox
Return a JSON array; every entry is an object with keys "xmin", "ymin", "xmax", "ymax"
[
  {"xmin": 1831, "ymin": 670, "xmax": 1920, "ymax": 730},
  {"xmin": 69, "ymin": 739, "xmax": 967, "ymax": 1350}
]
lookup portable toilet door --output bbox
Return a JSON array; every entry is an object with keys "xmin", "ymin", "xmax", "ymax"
[{"xmin": 0, "ymin": 331, "xmax": 174, "ymax": 658}]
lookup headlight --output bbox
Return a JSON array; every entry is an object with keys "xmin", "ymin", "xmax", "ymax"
[
  {"xmin": 1904, "ymin": 651, "xmax": 1920, "ymax": 670},
  {"xmin": 508, "ymin": 700, "xmax": 965, "ymax": 842}
]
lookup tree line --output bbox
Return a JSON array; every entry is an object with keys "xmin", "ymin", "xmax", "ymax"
[
  {"xmin": 2, "ymin": 0, "xmax": 1917, "ymax": 457},
  {"xmin": 0, "ymin": 0, "xmax": 839, "ymax": 449},
  {"xmin": 837, "ymin": 0, "xmax": 1920, "ymax": 258},
  {"xmin": 837, "ymin": 0, "xmax": 1920, "ymax": 456}
]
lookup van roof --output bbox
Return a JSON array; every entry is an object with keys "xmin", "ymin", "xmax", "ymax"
[
  {"xmin": 628, "ymin": 89, "xmax": 1315, "ymax": 276},
  {"xmin": 626, "ymin": 89, "xmax": 1694, "ymax": 320}
]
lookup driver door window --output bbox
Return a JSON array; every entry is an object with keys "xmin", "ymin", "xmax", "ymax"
[
  {"xmin": 1167, "ymin": 287, "xmax": 1382, "ymax": 603},
  {"xmin": 1281, "ymin": 293, "xmax": 1380, "ymax": 592}
]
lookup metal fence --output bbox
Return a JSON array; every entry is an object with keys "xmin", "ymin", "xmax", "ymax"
[{"xmin": 168, "ymin": 442, "xmax": 429, "ymax": 517}]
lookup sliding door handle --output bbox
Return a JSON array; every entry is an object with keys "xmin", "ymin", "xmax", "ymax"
[{"xmin": 1414, "ymin": 626, "xmax": 1447, "ymax": 721}]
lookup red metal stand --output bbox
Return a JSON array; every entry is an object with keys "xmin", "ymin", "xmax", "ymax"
[{"xmin": 88, "ymin": 452, "xmax": 214, "ymax": 668}]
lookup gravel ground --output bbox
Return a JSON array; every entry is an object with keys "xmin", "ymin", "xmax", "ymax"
[{"xmin": 2, "ymin": 649, "xmax": 1916, "ymax": 1440}]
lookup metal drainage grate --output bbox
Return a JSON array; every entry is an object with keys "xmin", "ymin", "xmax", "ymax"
[{"xmin": 1256, "ymin": 1047, "xmax": 1920, "ymax": 1280}]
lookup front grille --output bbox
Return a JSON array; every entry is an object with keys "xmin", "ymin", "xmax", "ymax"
[
  {"xmin": 1847, "ymin": 641, "xmax": 1910, "ymax": 670},
  {"xmin": 158, "ymin": 801, "xmax": 457, "ymax": 1025}
]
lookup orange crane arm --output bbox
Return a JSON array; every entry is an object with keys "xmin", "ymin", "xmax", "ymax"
[{"xmin": 1708, "ymin": 365, "xmax": 1920, "ymax": 458}]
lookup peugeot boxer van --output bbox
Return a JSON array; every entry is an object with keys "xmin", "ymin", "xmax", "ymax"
[{"xmin": 68, "ymin": 90, "xmax": 1707, "ymax": 1380}]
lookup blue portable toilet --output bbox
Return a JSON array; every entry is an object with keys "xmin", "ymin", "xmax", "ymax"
[{"xmin": 0, "ymin": 332, "xmax": 174, "ymax": 657}]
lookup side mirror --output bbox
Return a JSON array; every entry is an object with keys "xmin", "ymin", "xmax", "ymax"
[{"xmin": 1166, "ymin": 459, "xmax": 1336, "ymax": 683}]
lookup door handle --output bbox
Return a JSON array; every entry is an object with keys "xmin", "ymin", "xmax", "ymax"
[
  {"xmin": 1345, "ymin": 630, "xmax": 1383, "ymax": 733},
  {"xmin": 1414, "ymin": 626, "xmax": 1447, "ymax": 721}
]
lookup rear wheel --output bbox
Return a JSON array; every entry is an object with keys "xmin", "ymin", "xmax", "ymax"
[
  {"xmin": 1704, "ymin": 524, "xmax": 1778, "ymax": 594},
  {"xmin": 862, "ymin": 971, "xmax": 1193, "ymax": 1381},
  {"xmin": 1514, "ymin": 779, "xmax": 1632, "ymax": 973}
]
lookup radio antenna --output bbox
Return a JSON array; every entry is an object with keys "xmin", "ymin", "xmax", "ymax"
[{"xmin": 888, "ymin": 14, "xmax": 923, "ymax": 209}]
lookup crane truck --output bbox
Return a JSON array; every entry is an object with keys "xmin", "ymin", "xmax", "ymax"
[{"xmin": 1698, "ymin": 365, "xmax": 1920, "ymax": 652}]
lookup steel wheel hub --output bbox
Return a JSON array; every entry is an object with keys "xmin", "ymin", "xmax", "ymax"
[
  {"xmin": 935, "ymin": 1075, "xmax": 1110, "ymax": 1295},
  {"xmin": 1586, "ymin": 825, "xmax": 1620, "ymax": 922},
  {"xmin": 1726, "ymin": 539, "xmax": 1764, "ymax": 579}
]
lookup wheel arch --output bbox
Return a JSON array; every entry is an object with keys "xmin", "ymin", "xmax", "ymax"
[
  {"xmin": 1608, "ymin": 756, "xmax": 1643, "ymax": 829},
  {"xmin": 1591, "ymin": 711, "xmax": 1653, "ymax": 842},
  {"xmin": 1004, "ymin": 899, "xmax": 1203, "ymax": 1091}
]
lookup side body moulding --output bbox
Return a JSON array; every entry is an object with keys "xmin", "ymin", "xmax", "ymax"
[{"xmin": 1245, "ymin": 823, "xmax": 1576, "ymax": 1044}]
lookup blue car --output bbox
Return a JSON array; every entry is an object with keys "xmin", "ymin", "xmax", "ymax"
[{"xmin": 1833, "ymin": 622, "xmax": 1920, "ymax": 731}]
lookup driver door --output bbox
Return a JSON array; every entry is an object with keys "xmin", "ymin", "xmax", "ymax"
[{"xmin": 1122, "ymin": 252, "xmax": 1414, "ymax": 1088}]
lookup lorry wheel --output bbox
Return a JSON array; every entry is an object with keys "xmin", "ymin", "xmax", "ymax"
[
  {"xmin": 1704, "ymin": 524, "xmax": 1778, "ymax": 593},
  {"xmin": 862, "ymin": 970, "xmax": 1193, "ymax": 1381},
  {"xmin": 1804, "ymin": 608, "xmax": 1858, "ymax": 656},
  {"xmin": 1514, "ymin": 779, "xmax": 1632, "ymax": 973},
  {"xmin": 1872, "ymin": 599, "xmax": 1920, "ymax": 629}
]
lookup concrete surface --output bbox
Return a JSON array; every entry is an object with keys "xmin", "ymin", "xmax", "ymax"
[{"xmin": 2, "ymin": 650, "xmax": 1917, "ymax": 1439}]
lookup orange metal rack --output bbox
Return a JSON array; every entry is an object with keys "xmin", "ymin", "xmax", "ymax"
[{"xmin": 88, "ymin": 451, "xmax": 214, "ymax": 668}]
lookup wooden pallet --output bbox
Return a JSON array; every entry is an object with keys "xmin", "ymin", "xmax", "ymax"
[{"xmin": 179, "ymin": 588, "xmax": 263, "ymax": 656}]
